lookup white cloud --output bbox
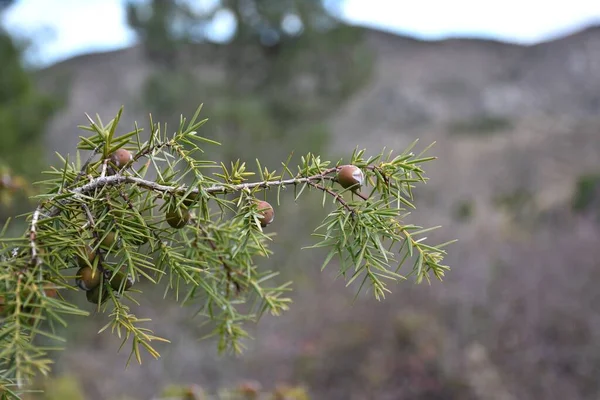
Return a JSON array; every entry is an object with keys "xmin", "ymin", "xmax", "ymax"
[
  {"xmin": 2, "ymin": 0, "xmax": 135, "ymax": 64},
  {"xmin": 342, "ymin": 0, "xmax": 600, "ymax": 43}
]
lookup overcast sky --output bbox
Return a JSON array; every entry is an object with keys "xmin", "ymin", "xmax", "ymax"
[{"xmin": 2, "ymin": 0, "xmax": 600, "ymax": 66}]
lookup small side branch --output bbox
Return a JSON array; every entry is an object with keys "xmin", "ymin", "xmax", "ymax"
[
  {"xmin": 100, "ymin": 159, "xmax": 109, "ymax": 178},
  {"xmin": 132, "ymin": 139, "xmax": 174, "ymax": 163},
  {"xmin": 73, "ymin": 143, "xmax": 103, "ymax": 186},
  {"xmin": 196, "ymin": 224, "xmax": 241, "ymax": 295},
  {"xmin": 354, "ymin": 191, "xmax": 369, "ymax": 201},
  {"xmin": 81, "ymin": 203, "xmax": 106, "ymax": 274},
  {"xmin": 307, "ymin": 181, "xmax": 355, "ymax": 213}
]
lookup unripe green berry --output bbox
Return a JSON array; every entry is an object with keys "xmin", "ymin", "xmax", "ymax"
[
  {"xmin": 86, "ymin": 286, "xmax": 108, "ymax": 304},
  {"xmin": 109, "ymin": 267, "xmax": 134, "ymax": 291},
  {"xmin": 166, "ymin": 206, "xmax": 190, "ymax": 229},
  {"xmin": 76, "ymin": 266, "xmax": 102, "ymax": 291},
  {"xmin": 182, "ymin": 192, "xmax": 199, "ymax": 207},
  {"xmin": 100, "ymin": 231, "xmax": 117, "ymax": 248}
]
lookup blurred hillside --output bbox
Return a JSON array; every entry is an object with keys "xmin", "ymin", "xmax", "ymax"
[{"xmin": 23, "ymin": 22, "xmax": 600, "ymax": 400}]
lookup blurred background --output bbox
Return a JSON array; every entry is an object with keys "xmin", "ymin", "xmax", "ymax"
[{"xmin": 1, "ymin": 0, "xmax": 600, "ymax": 399}]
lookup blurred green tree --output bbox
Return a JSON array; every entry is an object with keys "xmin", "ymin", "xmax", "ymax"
[
  {"xmin": 0, "ymin": 1, "xmax": 62, "ymax": 220},
  {"xmin": 126, "ymin": 0, "xmax": 372, "ymax": 164}
]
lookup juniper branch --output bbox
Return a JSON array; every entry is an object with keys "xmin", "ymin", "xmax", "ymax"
[
  {"xmin": 68, "ymin": 168, "xmax": 340, "ymax": 197},
  {"xmin": 30, "ymin": 167, "xmax": 343, "ymax": 241},
  {"xmin": 73, "ymin": 143, "xmax": 103, "ymax": 185},
  {"xmin": 5, "ymin": 105, "xmax": 452, "ymax": 400},
  {"xmin": 195, "ymin": 222, "xmax": 241, "ymax": 295}
]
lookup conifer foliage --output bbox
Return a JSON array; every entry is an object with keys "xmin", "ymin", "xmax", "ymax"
[{"xmin": 0, "ymin": 105, "xmax": 452, "ymax": 397}]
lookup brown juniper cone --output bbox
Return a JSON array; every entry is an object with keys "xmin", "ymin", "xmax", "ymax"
[
  {"xmin": 109, "ymin": 148, "xmax": 133, "ymax": 168},
  {"xmin": 336, "ymin": 164, "xmax": 364, "ymax": 190},
  {"xmin": 76, "ymin": 245, "xmax": 98, "ymax": 268},
  {"xmin": 255, "ymin": 200, "xmax": 274, "ymax": 228},
  {"xmin": 86, "ymin": 286, "xmax": 108, "ymax": 304},
  {"xmin": 109, "ymin": 266, "xmax": 134, "ymax": 291},
  {"xmin": 43, "ymin": 284, "xmax": 58, "ymax": 299},
  {"xmin": 76, "ymin": 266, "xmax": 102, "ymax": 291},
  {"xmin": 166, "ymin": 205, "xmax": 191, "ymax": 229}
]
